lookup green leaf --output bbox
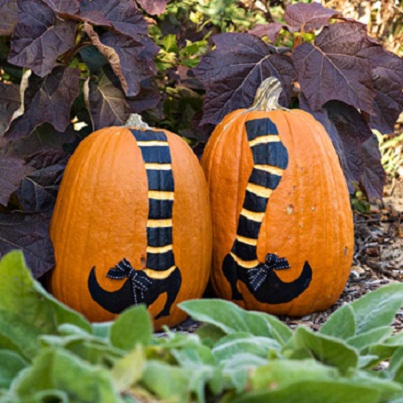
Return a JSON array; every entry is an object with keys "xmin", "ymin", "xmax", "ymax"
[
  {"xmin": 0, "ymin": 251, "xmax": 91, "ymax": 335},
  {"xmin": 221, "ymin": 353, "xmax": 267, "ymax": 393},
  {"xmin": 249, "ymin": 359, "xmax": 338, "ymax": 391},
  {"xmin": 213, "ymin": 333, "xmax": 281, "ymax": 361},
  {"xmin": 112, "ymin": 345, "xmax": 146, "ymax": 392},
  {"xmin": 0, "ymin": 350, "xmax": 27, "ymax": 389},
  {"xmin": 141, "ymin": 360, "xmax": 191, "ymax": 402},
  {"xmin": 0, "ymin": 311, "xmax": 42, "ymax": 359},
  {"xmin": 180, "ymin": 299, "xmax": 273, "ymax": 337},
  {"xmin": 110, "ymin": 304, "xmax": 152, "ymax": 351},
  {"xmin": 388, "ymin": 346, "xmax": 403, "ymax": 383},
  {"xmin": 349, "ymin": 283, "xmax": 403, "ymax": 334},
  {"xmin": 11, "ymin": 347, "xmax": 123, "ymax": 402},
  {"xmin": 319, "ymin": 304, "xmax": 356, "ymax": 339},
  {"xmin": 231, "ymin": 380, "xmax": 381, "ymax": 403},
  {"xmin": 288, "ymin": 326, "xmax": 358, "ymax": 373},
  {"xmin": 196, "ymin": 323, "xmax": 227, "ymax": 346},
  {"xmin": 347, "ymin": 326, "xmax": 392, "ymax": 351}
]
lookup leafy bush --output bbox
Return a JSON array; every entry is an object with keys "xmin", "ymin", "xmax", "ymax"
[
  {"xmin": 0, "ymin": 1, "xmax": 402, "ymax": 278},
  {"xmin": 0, "ymin": 250, "xmax": 402, "ymax": 402}
]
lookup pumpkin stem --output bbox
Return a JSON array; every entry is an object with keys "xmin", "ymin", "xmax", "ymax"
[
  {"xmin": 250, "ymin": 77, "xmax": 289, "ymax": 112},
  {"xmin": 125, "ymin": 113, "xmax": 151, "ymax": 130}
]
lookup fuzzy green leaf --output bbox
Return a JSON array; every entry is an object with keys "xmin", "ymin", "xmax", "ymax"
[{"xmin": 109, "ymin": 304, "xmax": 152, "ymax": 351}]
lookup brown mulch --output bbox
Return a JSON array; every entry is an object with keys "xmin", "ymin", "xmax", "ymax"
[{"xmin": 171, "ymin": 179, "xmax": 403, "ymax": 335}]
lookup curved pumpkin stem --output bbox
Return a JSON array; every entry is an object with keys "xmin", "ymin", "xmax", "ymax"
[
  {"xmin": 250, "ymin": 77, "xmax": 289, "ymax": 112},
  {"xmin": 125, "ymin": 113, "xmax": 151, "ymax": 130}
]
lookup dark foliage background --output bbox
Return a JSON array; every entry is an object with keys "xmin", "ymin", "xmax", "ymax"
[{"xmin": 0, "ymin": 0, "xmax": 402, "ymax": 278}]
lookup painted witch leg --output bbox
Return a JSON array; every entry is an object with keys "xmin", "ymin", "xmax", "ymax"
[
  {"xmin": 88, "ymin": 129, "xmax": 181, "ymax": 318},
  {"xmin": 223, "ymin": 118, "xmax": 312, "ymax": 303}
]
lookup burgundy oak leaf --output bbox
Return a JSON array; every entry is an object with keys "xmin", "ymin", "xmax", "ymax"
[
  {"xmin": 0, "ymin": 0, "xmax": 19, "ymax": 35},
  {"xmin": 0, "ymin": 154, "xmax": 31, "ymax": 206},
  {"xmin": 359, "ymin": 46, "xmax": 403, "ymax": 134},
  {"xmin": 80, "ymin": 0, "xmax": 148, "ymax": 38},
  {"xmin": 360, "ymin": 135, "xmax": 385, "ymax": 199},
  {"xmin": 0, "ymin": 82, "xmax": 20, "ymax": 136},
  {"xmin": 15, "ymin": 152, "xmax": 68, "ymax": 214},
  {"xmin": 285, "ymin": 2, "xmax": 342, "ymax": 32},
  {"xmin": 135, "ymin": 0, "xmax": 170, "ymax": 15},
  {"xmin": 293, "ymin": 22, "xmax": 376, "ymax": 114},
  {"xmin": 84, "ymin": 24, "xmax": 158, "ymax": 97},
  {"xmin": 85, "ymin": 68, "xmax": 160, "ymax": 130},
  {"xmin": 0, "ymin": 212, "xmax": 54, "ymax": 279},
  {"xmin": 249, "ymin": 23, "xmax": 287, "ymax": 43},
  {"xmin": 193, "ymin": 33, "xmax": 295, "ymax": 127},
  {"xmin": 5, "ymin": 66, "xmax": 80, "ymax": 140},
  {"xmin": 8, "ymin": 0, "xmax": 77, "ymax": 77},
  {"xmin": 42, "ymin": 0, "xmax": 79, "ymax": 14},
  {"xmin": 301, "ymin": 96, "xmax": 385, "ymax": 198},
  {"xmin": 6, "ymin": 124, "xmax": 76, "ymax": 159}
]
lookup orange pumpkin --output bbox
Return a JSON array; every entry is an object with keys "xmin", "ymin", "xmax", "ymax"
[
  {"xmin": 201, "ymin": 77, "xmax": 354, "ymax": 316},
  {"xmin": 49, "ymin": 115, "xmax": 212, "ymax": 329}
]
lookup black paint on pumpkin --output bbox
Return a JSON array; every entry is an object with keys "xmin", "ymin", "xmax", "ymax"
[
  {"xmin": 223, "ymin": 118, "xmax": 312, "ymax": 304},
  {"xmin": 88, "ymin": 129, "xmax": 181, "ymax": 317}
]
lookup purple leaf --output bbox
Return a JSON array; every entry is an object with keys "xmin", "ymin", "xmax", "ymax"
[
  {"xmin": 249, "ymin": 23, "xmax": 287, "ymax": 43},
  {"xmin": 285, "ymin": 2, "xmax": 342, "ymax": 32},
  {"xmin": 80, "ymin": 0, "xmax": 148, "ymax": 38},
  {"xmin": 360, "ymin": 135, "xmax": 385, "ymax": 199},
  {"xmin": 42, "ymin": 0, "xmax": 79, "ymax": 13},
  {"xmin": 0, "ymin": 212, "xmax": 54, "ymax": 278},
  {"xmin": 359, "ymin": 46, "xmax": 403, "ymax": 134},
  {"xmin": 193, "ymin": 33, "xmax": 295, "ymax": 126},
  {"xmin": 135, "ymin": 0, "xmax": 170, "ymax": 15},
  {"xmin": 85, "ymin": 68, "xmax": 160, "ymax": 130},
  {"xmin": 0, "ymin": 154, "xmax": 31, "ymax": 206},
  {"xmin": 301, "ymin": 98, "xmax": 385, "ymax": 198},
  {"xmin": 0, "ymin": 82, "xmax": 20, "ymax": 136},
  {"xmin": 15, "ymin": 151, "xmax": 68, "ymax": 213},
  {"xmin": 5, "ymin": 123, "xmax": 76, "ymax": 158},
  {"xmin": 0, "ymin": 0, "xmax": 19, "ymax": 35},
  {"xmin": 5, "ymin": 66, "xmax": 80, "ymax": 140},
  {"xmin": 299, "ymin": 95, "xmax": 386, "ymax": 197},
  {"xmin": 8, "ymin": 0, "xmax": 77, "ymax": 77},
  {"xmin": 293, "ymin": 22, "xmax": 376, "ymax": 114},
  {"xmin": 84, "ymin": 24, "xmax": 158, "ymax": 97}
]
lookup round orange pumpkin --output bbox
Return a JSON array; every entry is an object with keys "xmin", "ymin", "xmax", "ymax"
[
  {"xmin": 201, "ymin": 77, "xmax": 354, "ymax": 316},
  {"xmin": 49, "ymin": 115, "xmax": 212, "ymax": 329}
]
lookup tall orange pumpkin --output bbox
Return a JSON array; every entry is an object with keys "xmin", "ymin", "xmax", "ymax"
[
  {"xmin": 201, "ymin": 77, "xmax": 354, "ymax": 316},
  {"xmin": 49, "ymin": 115, "xmax": 212, "ymax": 329}
]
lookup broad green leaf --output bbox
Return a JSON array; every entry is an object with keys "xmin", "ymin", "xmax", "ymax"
[
  {"xmin": 196, "ymin": 323, "xmax": 227, "ymax": 346},
  {"xmin": 0, "ymin": 251, "xmax": 91, "ymax": 334},
  {"xmin": 141, "ymin": 360, "xmax": 191, "ymax": 402},
  {"xmin": 230, "ymin": 380, "xmax": 381, "ymax": 403},
  {"xmin": 347, "ymin": 326, "xmax": 392, "ymax": 351},
  {"xmin": 357, "ymin": 354, "xmax": 382, "ymax": 369},
  {"xmin": 0, "ymin": 311, "xmax": 42, "ymax": 359},
  {"xmin": 249, "ymin": 359, "xmax": 338, "ymax": 391},
  {"xmin": 112, "ymin": 345, "xmax": 146, "ymax": 392},
  {"xmin": 221, "ymin": 353, "xmax": 267, "ymax": 393},
  {"xmin": 171, "ymin": 344, "xmax": 215, "ymax": 367},
  {"xmin": 353, "ymin": 370, "xmax": 403, "ymax": 400},
  {"xmin": 288, "ymin": 326, "xmax": 358, "ymax": 373},
  {"xmin": 0, "ymin": 350, "xmax": 27, "ymax": 389},
  {"xmin": 180, "ymin": 299, "xmax": 273, "ymax": 337},
  {"xmin": 260, "ymin": 315, "xmax": 293, "ymax": 345},
  {"xmin": 388, "ymin": 346, "xmax": 403, "ymax": 383},
  {"xmin": 110, "ymin": 304, "xmax": 152, "ymax": 351},
  {"xmin": 92, "ymin": 321, "xmax": 113, "ymax": 339},
  {"xmin": 319, "ymin": 304, "xmax": 356, "ymax": 339},
  {"xmin": 11, "ymin": 347, "xmax": 123, "ymax": 402},
  {"xmin": 349, "ymin": 283, "xmax": 403, "ymax": 334},
  {"xmin": 213, "ymin": 333, "xmax": 281, "ymax": 361}
]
